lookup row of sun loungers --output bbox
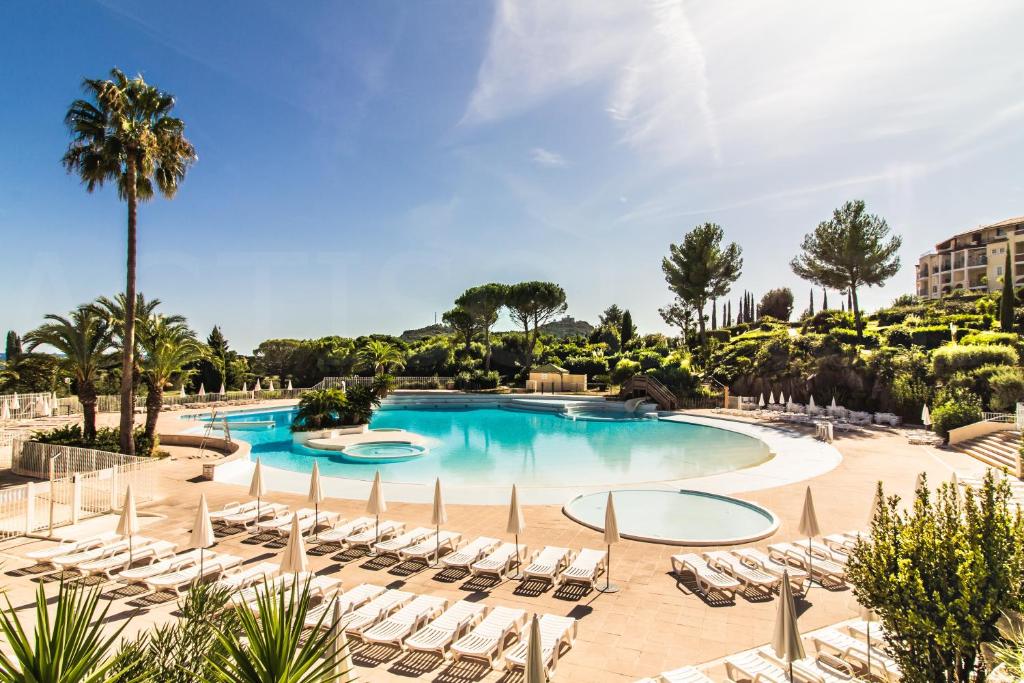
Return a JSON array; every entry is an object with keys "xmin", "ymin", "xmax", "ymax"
[{"xmin": 671, "ymin": 533, "xmax": 860, "ymax": 600}]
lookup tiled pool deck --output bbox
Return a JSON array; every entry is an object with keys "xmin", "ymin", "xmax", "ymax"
[{"xmin": 0, "ymin": 404, "xmax": 986, "ymax": 682}]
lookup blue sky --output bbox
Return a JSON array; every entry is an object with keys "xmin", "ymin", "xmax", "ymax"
[{"xmin": 2, "ymin": 1, "xmax": 1023, "ymax": 352}]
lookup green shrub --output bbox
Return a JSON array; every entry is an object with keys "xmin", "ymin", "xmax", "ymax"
[
  {"xmin": 924, "ymin": 313, "xmax": 989, "ymax": 329},
  {"xmin": 453, "ymin": 370, "xmax": 500, "ymax": 390},
  {"xmin": 562, "ymin": 355, "xmax": 608, "ymax": 377},
  {"xmin": 706, "ymin": 329, "xmax": 731, "ymax": 343},
  {"xmin": 989, "ymin": 367, "xmax": 1024, "ymax": 412},
  {"xmin": 610, "ymin": 359, "xmax": 641, "ymax": 385},
  {"xmin": 875, "ymin": 305, "xmax": 928, "ymax": 326},
  {"xmin": 824, "ymin": 328, "xmax": 879, "ymax": 348},
  {"xmin": 632, "ymin": 350, "xmax": 663, "ymax": 371},
  {"xmin": 32, "ymin": 425, "xmax": 155, "ymax": 457},
  {"xmin": 886, "ymin": 324, "xmax": 965, "ymax": 349},
  {"xmin": 960, "ymin": 331, "xmax": 1019, "ymax": 347},
  {"xmin": 931, "ymin": 387, "xmax": 983, "ymax": 438},
  {"xmin": 801, "ymin": 310, "xmax": 855, "ymax": 334},
  {"xmin": 932, "ymin": 344, "xmax": 1018, "ymax": 377}
]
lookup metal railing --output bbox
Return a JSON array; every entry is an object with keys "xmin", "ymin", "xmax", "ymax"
[
  {"xmin": 0, "ymin": 439, "xmax": 160, "ymax": 540},
  {"xmin": 982, "ymin": 411, "xmax": 1016, "ymax": 424},
  {"xmin": 0, "ymin": 391, "xmax": 58, "ymax": 420},
  {"xmin": 312, "ymin": 376, "xmax": 453, "ymax": 390}
]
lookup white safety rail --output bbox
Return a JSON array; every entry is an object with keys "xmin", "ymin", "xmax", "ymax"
[
  {"xmin": 0, "ymin": 440, "xmax": 160, "ymax": 540},
  {"xmin": 0, "ymin": 391, "xmax": 58, "ymax": 420},
  {"xmin": 312, "ymin": 376, "xmax": 453, "ymax": 390}
]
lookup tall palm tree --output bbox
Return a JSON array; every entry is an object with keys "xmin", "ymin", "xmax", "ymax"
[
  {"xmin": 138, "ymin": 314, "xmax": 206, "ymax": 450},
  {"xmin": 63, "ymin": 69, "xmax": 198, "ymax": 455},
  {"xmin": 24, "ymin": 307, "xmax": 113, "ymax": 440},
  {"xmin": 356, "ymin": 339, "xmax": 406, "ymax": 376},
  {"xmin": 0, "ymin": 581, "xmax": 145, "ymax": 682}
]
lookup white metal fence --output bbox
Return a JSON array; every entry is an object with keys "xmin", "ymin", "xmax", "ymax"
[
  {"xmin": 0, "ymin": 391, "xmax": 58, "ymax": 420},
  {"xmin": 0, "ymin": 388, "xmax": 310, "ymax": 419},
  {"xmin": 312, "ymin": 376, "xmax": 453, "ymax": 390},
  {"xmin": 0, "ymin": 440, "xmax": 160, "ymax": 540}
]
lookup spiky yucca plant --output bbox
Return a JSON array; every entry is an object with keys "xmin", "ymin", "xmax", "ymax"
[
  {"xmin": 0, "ymin": 581, "xmax": 145, "ymax": 682},
  {"xmin": 208, "ymin": 577, "xmax": 349, "ymax": 682}
]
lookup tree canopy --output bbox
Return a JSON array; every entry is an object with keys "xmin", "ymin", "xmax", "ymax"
[
  {"xmin": 662, "ymin": 223, "xmax": 743, "ymax": 338},
  {"xmin": 758, "ymin": 288, "xmax": 794, "ymax": 321},
  {"xmin": 791, "ymin": 200, "xmax": 901, "ymax": 339},
  {"xmin": 505, "ymin": 281, "xmax": 567, "ymax": 370}
]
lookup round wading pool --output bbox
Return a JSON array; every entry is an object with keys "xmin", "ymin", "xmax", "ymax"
[
  {"xmin": 339, "ymin": 441, "xmax": 428, "ymax": 463},
  {"xmin": 563, "ymin": 489, "xmax": 779, "ymax": 545}
]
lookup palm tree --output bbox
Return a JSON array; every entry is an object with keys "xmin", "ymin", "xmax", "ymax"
[
  {"xmin": 24, "ymin": 307, "xmax": 113, "ymax": 440},
  {"xmin": 0, "ymin": 581, "xmax": 145, "ymax": 682},
  {"xmin": 138, "ymin": 314, "xmax": 206, "ymax": 450},
  {"xmin": 208, "ymin": 579, "xmax": 347, "ymax": 683},
  {"xmin": 291, "ymin": 389, "xmax": 346, "ymax": 432},
  {"xmin": 356, "ymin": 340, "xmax": 405, "ymax": 376},
  {"xmin": 63, "ymin": 69, "xmax": 198, "ymax": 455}
]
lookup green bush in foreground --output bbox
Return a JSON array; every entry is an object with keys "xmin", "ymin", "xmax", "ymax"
[
  {"xmin": 848, "ymin": 472, "xmax": 1024, "ymax": 682},
  {"xmin": 32, "ymin": 424, "xmax": 156, "ymax": 457}
]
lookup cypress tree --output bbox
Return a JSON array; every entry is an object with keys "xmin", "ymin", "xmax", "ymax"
[
  {"xmin": 1001, "ymin": 249, "xmax": 1016, "ymax": 331},
  {"xmin": 847, "ymin": 288, "xmax": 854, "ymax": 312},
  {"xmin": 4, "ymin": 331, "xmax": 21, "ymax": 361},
  {"xmin": 809, "ymin": 289, "xmax": 815, "ymax": 316},
  {"xmin": 822, "ymin": 288, "xmax": 829, "ymax": 311},
  {"xmin": 711, "ymin": 299, "xmax": 717, "ymax": 330}
]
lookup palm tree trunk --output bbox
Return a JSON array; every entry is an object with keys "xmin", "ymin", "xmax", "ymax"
[
  {"xmin": 144, "ymin": 384, "xmax": 162, "ymax": 451},
  {"xmin": 80, "ymin": 383, "xmax": 97, "ymax": 442},
  {"xmin": 119, "ymin": 154, "xmax": 138, "ymax": 455}
]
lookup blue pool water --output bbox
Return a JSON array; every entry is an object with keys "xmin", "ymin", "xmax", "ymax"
[{"xmin": 205, "ymin": 406, "xmax": 772, "ymax": 487}]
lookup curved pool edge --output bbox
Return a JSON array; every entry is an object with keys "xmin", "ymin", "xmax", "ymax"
[
  {"xmin": 201, "ymin": 412, "xmax": 843, "ymax": 505},
  {"xmin": 562, "ymin": 488, "xmax": 781, "ymax": 546}
]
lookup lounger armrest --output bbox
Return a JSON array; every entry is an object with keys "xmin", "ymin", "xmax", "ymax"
[{"xmin": 817, "ymin": 652, "xmax": 854, "ymax": 677}]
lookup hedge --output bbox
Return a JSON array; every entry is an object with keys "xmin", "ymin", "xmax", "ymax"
[
  {"xmin": 931, "ymin": 344, "xmax": 1018, "ymax": 377},
  {"xmin": 960, "ymin": 331, "xmax": 1019, "ymax": 347},
  {"xmin": 885, "ymin": 325, "xmax": 973, "ymax": 349}
]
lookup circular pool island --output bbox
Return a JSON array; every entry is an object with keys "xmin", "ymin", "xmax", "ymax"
[
  {"xmin": 339, "ymin": 441, "xmax": 428, "ymax": 463},
  {"xmin": 563, "ymin": 489, "xmax": 779, "ymax": 545}
]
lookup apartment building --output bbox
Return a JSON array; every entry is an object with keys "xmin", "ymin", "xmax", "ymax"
[{"xmin": 916, "ymin": 216, "xmax": 1024, "ymax": 299}]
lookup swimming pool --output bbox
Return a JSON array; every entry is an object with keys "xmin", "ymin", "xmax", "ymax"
[
  {"xmin": 563, "ymin": 489, "xmax": 779, "ymax": 545},
  {"xmin": 203, "ymin": 404, "xmax": 773, "ymax": 488}
]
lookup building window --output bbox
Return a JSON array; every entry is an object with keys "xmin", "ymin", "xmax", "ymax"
[{"xmin": 997, "ymin": 266, "xmax": 1004, "ymax": 276}]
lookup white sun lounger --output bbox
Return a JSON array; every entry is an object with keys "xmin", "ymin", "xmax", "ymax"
[
  {"xmin": 657, "ymin": 666, "xmax": 715, "ymax": 683},
  {"xmin": 51, "ymin": 537, "xmax": 146, "ymax": 570},
  {"xmin": 704, "ymin": 550, "xmax": 781, "ymax": 596},
  {"xmin": 304, "ymin": 583, "xmax": 386, "ymax": 629},
  {"xmin": 404, "ymin": 600, "xmax": 487, "ymax": 656},
  {"xmin": 398, "ymin": 531, "xmax": 462, "ymax": 562},
  {"xmin": 339, "ymin": 589, "xmax": 415, "ymax": 636},
  {"xmin": 451, "ymin": 606, "xmax": 527, "ymax": 668},
  {"xmin": 145, "ymin": 553, "xmax": 243, "ymax": 595},
  {"xmin": 768, "ymin": 543, "xmax": 847, "ymax": 584},
  {"xmin": 214, "ymin": 562, "xmax": 279, "ymax": 592},
  {"xmin": 670, "ymin": 553, "xmax": 741, "ymax": 599},
  {"xmin": 233, "ymin": 573, "xmax": 341, "ymax": 610},
  {"xmin": 208, "ymin": 501, "xmax": 257, "ymax": 523},
  {"xmin": 359, "ymin": 594, "xmax": 448, "ymax": 646},
  {"xmin": 470, "ymin": 543, "xmax": 528, "ymax": 579},
  {"xmin": 313, "ymin": 517, "xmax": 373, "ymax": 545},
  {"xmin": 808, "ymin": 540, "xmax": 849, "ymax": 565},
  {"xmin": 521, "ymin": 546, "xmax": 571, "ymax": 585},
  {"xmin": 758, "ymin": 646, "xmax": 858, "ymax": 682},
  {"xmin": 846, "ymin": 618, "xmax": 888, "ymax": 642},
  {"xmin": 810, "ymin": 628, "xmax": 901, "ymax": 682},
  {"xmin": 76, "ymin": 540, "xmax": 178, "ymax": 579},
  {"xmin": 503, "ymin": 614, "xmax": 577, "ymax": 675},
  {"xmin": 373, "ymin": 527, "xmax": 433, "ymax": 557},
  {"xmin": 221, "ymin": 503, "xmax": 288, "ymax": 528},
  {"xmin": 278, "ymin": 511, "xmax": 339, "ymax": 537},
  {"xmin": 441, "ymin": 536, "xmax": 499, "ymax": 569},
  {"xmin": 26, "ymin": 532, "xmax": 120, "ymax": 562},
  {"xmin": 560, "ymin": 548, "xmax": 607, "ymax": 589},
  {"xmin": 724, "ymin": 651, "xmax": 789, "ymax": 683},
  {"xmin": 732, "ymin": 548, "xmax": 809, "ymax": 591},
  {"xmin": 117, "ymin": 550, "xmax": 202, "ymax": 585},
  {"xmin": 346, "ymin": 520, "xmax": 404, "ymax": 549},
  {"xmin": 255, "ymin": 508, "xmax": 314, "ymax": 534},
  {"xmin": 823, "ymin": 531, "xmax": 862, "ymax": 553}
]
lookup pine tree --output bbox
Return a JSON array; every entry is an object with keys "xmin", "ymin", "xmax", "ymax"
[
  {"xmin": 4, "ymin": 331, "xmax": 21, "ymax": 361},
  {"xmin": 1001, "ymin": 249, "xmax": 1016, "ymax": 331}
]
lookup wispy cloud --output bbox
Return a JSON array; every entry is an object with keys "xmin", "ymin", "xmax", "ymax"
[{"xmin": 530, "ymin": 147, "xmax": 567, "ymax": 167}]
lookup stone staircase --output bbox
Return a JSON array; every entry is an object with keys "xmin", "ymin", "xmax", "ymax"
[{"xmin": 953, "ymin": 430, "xmax": 1021, "ymax": 471}]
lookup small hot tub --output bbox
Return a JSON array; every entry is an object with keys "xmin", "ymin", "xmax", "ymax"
[
  {"xmin": 563, "ymin": 489, "xmax": 779, "ymax": 546},
  {"xmin": 340, "ymin": 441, "xmax": 428, "ymax": 463}
]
